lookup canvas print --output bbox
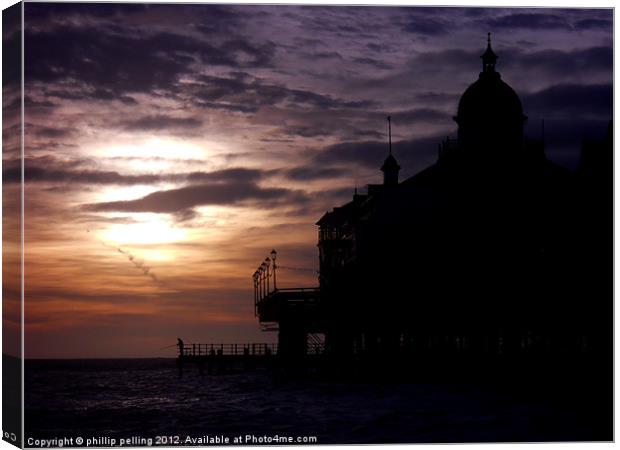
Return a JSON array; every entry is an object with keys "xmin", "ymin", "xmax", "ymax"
[{"xmin": 2, "ymin": 2, "xmax": 614, "ymax": 447}]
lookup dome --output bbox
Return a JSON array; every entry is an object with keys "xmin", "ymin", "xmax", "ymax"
[
  {"xmin": 454, "ymin": 34, "xmax": 526, "ymax": 154},
  {"xmin": 456, "ymin": 72, "xmax": 524, "ymax": 125}
]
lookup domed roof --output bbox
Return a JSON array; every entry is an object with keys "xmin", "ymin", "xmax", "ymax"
[
  {"xmin": 456, "ymin": 33, "xmax": 524, "ymax": 124},
  {"xmin": 457, "ymin": 72, "xmax": 524, "ymax": 123}
]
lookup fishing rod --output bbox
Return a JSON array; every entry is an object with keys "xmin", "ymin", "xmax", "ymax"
[
  {"xmin": 158, "ymin": 344, "xmax": 179, "ymax": 350},
  {"xmin": 158, "ymin": 341, "xmax": 200, "ymax": 350}
]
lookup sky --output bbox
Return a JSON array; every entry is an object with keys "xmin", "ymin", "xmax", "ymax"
[{"xmin": 3, "ymin": 3, "xmax": 612, "ymax": 358}]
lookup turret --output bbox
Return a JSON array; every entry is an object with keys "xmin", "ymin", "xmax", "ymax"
[
  {"xmin": 381, "ymin": 116, "xmax": 400, "ymax": 186},
  {"xmin": 481, "ymin": 32, "xmax": 497, "ymax": 74}
]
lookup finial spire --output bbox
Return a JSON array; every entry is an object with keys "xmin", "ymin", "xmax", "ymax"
[
  {"xmin": 481, "ymin": 32, "xmax": 498, "ymax": 73},
  {"xmin": 387, "ymin": 115, "xmax": 392, "ymax": 155}
]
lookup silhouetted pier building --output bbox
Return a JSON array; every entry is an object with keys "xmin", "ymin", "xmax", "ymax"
[
  {"xmin": 253, "ymin": 251, "xmax": 322, "ymax": 363},
  {"xmin": 252, "ymin": 35, "xmax": 612, "ymax": 374}
]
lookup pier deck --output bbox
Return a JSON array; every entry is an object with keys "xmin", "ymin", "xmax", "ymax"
[
  {"xmin": 179, "ymin": 343, "xmax": 277, "ymax": 360},
  {"xmin": 176, "ymin": 342, "xmax": 326, "ymax": 373}
]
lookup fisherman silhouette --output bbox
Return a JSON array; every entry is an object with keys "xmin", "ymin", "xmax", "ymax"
[{"xmin": 177, "ymin": 338, "xmax": 184, "ymax": 357}]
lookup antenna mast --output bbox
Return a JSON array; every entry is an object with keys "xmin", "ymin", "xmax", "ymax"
[{"xmin": 387, "ymin": 115, "xmax": 392, "ymax": 155}]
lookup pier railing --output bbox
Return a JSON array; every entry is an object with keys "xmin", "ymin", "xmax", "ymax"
[
  {"xmin": 179, "ymin": 342, "xmax": 326, "ymax": 357},
  {"xmin": 180, "ymin": 343, "xmax": 277, "ymax": 357}
]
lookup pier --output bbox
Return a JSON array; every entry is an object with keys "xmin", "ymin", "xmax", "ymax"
[
  {"xmin": 176, "ymin": 342, "xmax": 277, "ymax": 374},
  {"xmin": 176, "ymin": 340, "xmax": 326, "ymax": 374},
  {"xmin": 179, "ymin": 343, "xmax": 278, "ymax": 359}
]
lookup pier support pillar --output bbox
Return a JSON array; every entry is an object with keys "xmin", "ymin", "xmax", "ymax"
[{"xmin": 278, "ymin": 309, "xmax": 307, "ymax": 367}]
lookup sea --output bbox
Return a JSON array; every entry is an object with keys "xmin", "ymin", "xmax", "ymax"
[{"xmin": 23, "ymin": 358, "xmax": 610, "ymax": 446}]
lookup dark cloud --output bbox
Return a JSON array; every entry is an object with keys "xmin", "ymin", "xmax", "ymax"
[
  {"xmin": 185, "ymin": 168, "xmax": 266, "ymax": 184},
  {"xmin": 410, "ymin": 49, "xmax": 479, "ymax": 75},
  {"xmin": 401, "ymin": 16, "xmax": 449, "ymax": 35},
  {"xmin": 46, "ymin": 89, "xmax": 92, "ymax": 101},
  {"xmin": 26, "ymin": 30, "xmax": 192, "ymax": 94},
  {"xmin": 189, "ymin": 72, "xmax": 377, "ymax": 113},
  {"xmin": 354, "ymin": 129, "xmax": 385, "ymax": 140},
  {"xmin": 309, "ymin": 51, "xmax": 344, "ymax": 60},
  {"xmin": 5, "ymin": 166, "xmax": 163, "ymax": 185},
  {"xmin": 2, "ymin": 4, "xmax": 22, "ymax": 89},
  {"xmin": 515, "ymin": 40, "xmax": 537, "ymax": 48},
  {"xmin": 522, "ymin": 84, "xmax": 612, "ymax": 119},
  {"xmin": 282, "ymin": 187, "xmax": 358, "ymax": 219},
  {"xmin": 314, "ymin": 134, "xmax": 446, "ymax": 174},
  {"xmin": 122, "ymin": 115, "xmax": 203, "ymax": 131},
  {"xmin": 366, "ymin": 42, "xmax": 392, "ymax": 53},
  {"xmin": 482, "ymin": 13, "xmax": 571, "ymax": 30},
  {"xmin": 172, "ymin": 208, "xmax": 201, "ymax": 223},
  {"xmin": 24, "ymin": 97, "xmax": 57, "ymax": 108},
  {"xmin": 198, "ymin": 102, "xmax": 259, "ymax": 114},
  {"xmin": 403, "ymin": 6, "xmax": 454, "ymax": 16},
  {"xmin": 477, "ymin": 9, "xmax": 612, "ymax": 32},
  {"xmin": 74, "ymin": 214, "xmax": 139, "ymax": 225},
  {"xmin": 33, "ymin": 126, "xmax": 75, "ymax": 139},
  {"xmin": 506, "ymin": 46, "xmax": 613, "ymax": 77},
  {"xmin": 281, "ymin": 6, "xmax": 381, "ymax": 40},
  {"xmin": 192, "ymin": 73, "xmax": 252, "ymax": 101},
  {"xmin": 391, "ymin": 108, "xmax": 450, "ymax": 124},
  {"xmin": 281, "ymin": 126, "xmax": 334, "ymax": 138},
  {"xmin": 192, "ymin": 5, "xmax": 246, "ymax": 35},
  {"xmin": 574, "ymin": 18, "xmax": 613, "ymax": 30},
  {"xmin": 284, "ymin": 166, "xmax": 348, "ymax": 181},
  {"xmin": 2, "ymin": 3, "xmax": 22, "ymax": 88},
  {"xmin": 414, "ymin": 92, "xmax": 459, "ymax": 105},
  {"xmin": 25, "ymin": 2, "xmax": 151, "ymax": 20},
  {"xmin": 92, "ymin": 89, "xmax": 138, "ymax": 105},
  {"xmin": 291, "ymin": 36, "xmax": 326, "ymax": 48},
  {"xmin": 83, "ymin": 182, "xmax": 310, "ymax": 213},
  {"xmin": 352, "ymin": 57, "xmax": 394, "ymax": 70},
  {"xmin": 41, "ymin": 86, "xmax": 136, "ymax": 105},
  {"xmin": 463, "ymin": 8, "xmax": 490, "ymax": 17},
  {"xmin": 4, "ymin": 161, "xmax": 269, "ymax": 187},
  {"xmin": 286, "ymin": 88, "xmax": 375, "ymax": 110},
  {"xmin": 24, "ymin": 13, "xmax": 276, "ymax": 101}
]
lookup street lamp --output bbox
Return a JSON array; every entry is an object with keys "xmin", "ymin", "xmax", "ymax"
[
  {"xmin": 253, "ymin": 272, "xmax": 259, "ymax": 316},
  {"xmin": 252, "ymin": 272, "xmax": 257, "ymax": 303},
  {"xmin": 270, "ymin": 249, "xmax": 277, "ymax": 291},
  {"xmin": 264, "ymin": 257, "xmax": 271, "ymax": 293},
  {"xmin": 261, "ymin": 261, "xmax": 267, "ymax": 297},
  {"xmin": 254, "ymin": 271, "xmax": 259, "ymax": 297}
]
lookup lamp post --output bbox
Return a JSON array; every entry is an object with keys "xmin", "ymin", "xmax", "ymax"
[
  {"xmin": 264, "ymin": 257, "xmax": 271, "ymax": 293},
  {"xmin": 270, "ymin": 249, "xmax": 277, "ymax": 291},
  {"xmin": 253, "ymin": 272, "xmax": 258, "ymax": 315},
  {"xmin": 255, "ymin": 271, "xmax": 260, "ymax": 300},
  {"xmin": 261, "ymin": 262, "xmax": 267, "ymax": 297},
  {"xmin": 258, "ymin": 264, "xmax": 263, "ymax": 300}
]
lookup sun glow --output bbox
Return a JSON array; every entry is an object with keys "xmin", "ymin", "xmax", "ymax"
[{"xmin": 100, "ymin": 216, "xmax": 188, "ymax": 246}]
